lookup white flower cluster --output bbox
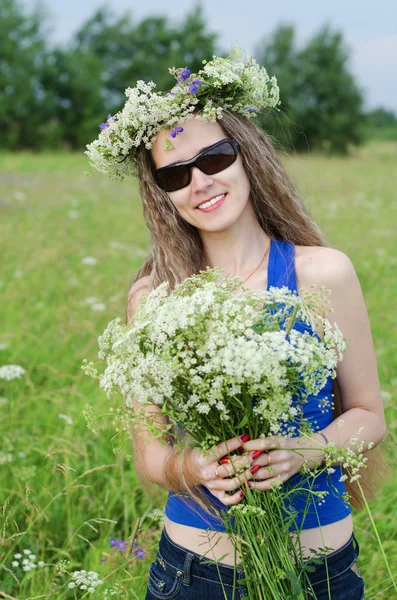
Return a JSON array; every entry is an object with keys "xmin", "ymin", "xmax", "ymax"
[
  {"xmin": 83, "ymin": 270, "xmax": 345, "ymax": 449},
  {"xmin": 103, "ymin": 583, "xmax": 127, "ymax": 598},
  {"xmin": 85, "ymin": 45, "xmax": 280, "ymax": 180},
  {"xmin": 68, "ymin": 569, "xmax": 104, "ymax": 593},
  {"xmin": 0, "ymin": 364, "xmax": 26, "ymax": 380},
  {"xmin": 11, "ymin": 549, "xmax": 45, "ymax": 571}
]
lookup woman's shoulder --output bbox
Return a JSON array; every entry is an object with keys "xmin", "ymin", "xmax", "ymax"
[
  {"xmin": 126, "ymin": 276, "xmax": 151, "ymax": 324},
  {"xmin": 294, "ymin": 245, "xmax": 357, "ymax": 293}
]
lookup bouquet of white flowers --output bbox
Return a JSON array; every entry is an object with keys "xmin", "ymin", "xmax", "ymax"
[{"xmin": 83, "ymin": 269, "xmax": 348, "ymax": 599}]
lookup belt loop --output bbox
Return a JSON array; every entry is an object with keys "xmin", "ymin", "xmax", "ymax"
[{"xmin": 182, "ymin": 552, "xmax": 194, "ymax": 586}]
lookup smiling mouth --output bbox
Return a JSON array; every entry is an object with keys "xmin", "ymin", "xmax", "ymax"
[{"xmin": 196, "ymin": 193, "xmax": 226, "ymax": 210}]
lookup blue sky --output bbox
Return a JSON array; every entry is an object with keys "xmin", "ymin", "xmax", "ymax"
[{"xmin": 24, "ymin": 0, "xmax": 397, "ymax": 112}]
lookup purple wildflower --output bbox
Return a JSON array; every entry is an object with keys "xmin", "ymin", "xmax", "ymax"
[
  {"xmin": 109, "ymin": 538, "xmax": 117, "ymax": 547},
  {"xmin": 189, "ymin": 80, "xmax": 203, "ymax": 94},
  {"xmin": 134, "ymin": 547, "xmax": 146, "ymax": 560},
  {"xmin": 180, "ymin": 67, "xmax": 191, "ymax": 81},
  {"xmin": 170, "ymin": 127, "xmax": 184, "ymax": 139},
  {"xmin": 100, "ymin": 557, "xmax": 106, "ymax": 563},
  {"xmin": 99, "ymin": 114, "xmax": 112, "ymax": 130},
  {"xmin": 243, "ymin": 106, "xmax": 260, "ymax": 113},
  {"xmin": 116, "ymin": 540, "xmax": 127, "ymax": 551}
]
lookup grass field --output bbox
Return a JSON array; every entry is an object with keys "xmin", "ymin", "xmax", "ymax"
[{"xmin": 0, "ymin": 142, "xmax": 396, "ymax": 599}]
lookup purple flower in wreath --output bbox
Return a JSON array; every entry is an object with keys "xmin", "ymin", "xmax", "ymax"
[
  {"xmin": 189, "ymin": 80, "xmax": 203, "ymax": 94},
  {"xmin": 170, "ymin": 127, "xmax": 184, "ymax": 139},
  {"xmin": 243, "ymin": 106, "xmax": 260, "ymax": 114},
  {"xmin": 180, "ymin": 67, "xmax": 191, "ymax": 81},
  {"xmin": 99, "ymin": 114, "xmax": 112, "ymax": 130}
]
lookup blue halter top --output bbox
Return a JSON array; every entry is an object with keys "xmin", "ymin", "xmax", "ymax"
[{"xmin": 165, "ymin": 239, "xmax": 351, "ymax": 531}]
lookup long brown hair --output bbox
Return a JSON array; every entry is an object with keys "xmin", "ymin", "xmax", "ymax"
[{"xmin": 128, "ymin": 109, "xmax": 388, "ymax": 511}]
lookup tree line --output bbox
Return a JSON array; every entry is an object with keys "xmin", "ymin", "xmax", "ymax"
[{"xmin": 1, "ymin": 0, "xmax": 396, "ymax": 154}]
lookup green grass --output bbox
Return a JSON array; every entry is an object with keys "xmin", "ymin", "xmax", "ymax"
[{"xmin": 0, "ymin": 141, "xmax": 396, "ymax": 599}]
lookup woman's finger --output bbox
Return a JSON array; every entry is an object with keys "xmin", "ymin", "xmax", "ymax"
[
  {"xmin": 242, "ymin": 436, "xmax": 287, "ymax": 453},
  {"xmin": 248, "ymin": 473, "xmax": 287, "ymax": 491},
  {"xmin": 215, "ymin": 454, "xmax": 252, "ymax": 478},
  {"xmin": 208, "ymin": 467, "xmax": 252, "ymax": 492},
  {"xmin": 215, "ymin": 488, "xmax": 247, "ymax": 507},
  {"xmin": 211, "ymin": 434, "xmax": 250, "ymax": 462}
]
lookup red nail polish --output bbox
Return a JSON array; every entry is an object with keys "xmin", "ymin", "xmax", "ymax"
[
  {"xmin": 251, "ymin": 450, "xmax": 262, "ymax": 461},
  {"xmin": 220, "ymin": 457, "xmax": 230, "ymax": 464},
  {"xmin": 250, "ymin": 464, "xmax": 260, "ymax": 474},
  {"xmin": 240, "ymin": 490, "xmax": 245, "ymax": 498},
  {"xmin": 247, "ymin": 481, "xmax": 253, "ymax": 488},
  {"xmin": 239, "ymin": 434, "xmax": 250, "ymax": 443}
]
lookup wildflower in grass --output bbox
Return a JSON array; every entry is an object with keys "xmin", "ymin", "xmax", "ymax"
[
  {"xmin": 68, "ymin": 569, "xmax": 103, "ymax": 592},
  {"xmin": 81, "ymin": 256, "xmax": 98, "ymax": 266},
  {"xmin": 91, "ymin": 303, "xmax": 107, "ymax": 312},
  {"xmin": 109, "ymin": 537, "xmax": 128, "ymax": 551},
  {"xmin": 104, "ymin": 583, "xmax": 126, "ymax": 597},
  {"xmin": 68, "ymin": 210, "xmax": 80, "ymax": 219},
  {"xmin": 0, "ymin": 364, "xmax": 26, "ymax": 380},
  {"xmin": 115, "ymin": 540, "xmax": 127, "ymax": 551},
  {"xmin": 380, "ymin": 390, "xmax": 391, "ymax": 400},
  {"xmin": 58, "ymin": 413, "xmax": 73, "ymax": 425},
  {"xmin": 11, "ymin": 549, "xmax": 44, "ymax": 572},
  {"xmin": 0, "ymin": 342, "xmax": 9, "ymax": 350},
  {"xmin": 84, "ymin": 297, "xmax": 99, "ymax": 305},
  {"xmin": 0, "ymin": 452, "xmax": 13, "ymax": 464},
  {"xmin": 134, "ymin": 547, "xmax": 146, "ymax": 559}
]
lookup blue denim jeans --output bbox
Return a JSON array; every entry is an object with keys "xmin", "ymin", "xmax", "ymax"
[{"xmin": 145, "ymin": 527, "xmax": 365, "ymax": 600}]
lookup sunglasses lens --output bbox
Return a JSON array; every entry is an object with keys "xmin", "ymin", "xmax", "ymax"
[
  {"xmin": 196, "ymin": 141, "xmax": 237, "ymax": 174},
  {"xmin": 155, "ymin": 165, "xmax": 189, "ymax": 193},
  {"xmin": 155, "ymin": 139, "xmax": 238, "ymax": 192}
]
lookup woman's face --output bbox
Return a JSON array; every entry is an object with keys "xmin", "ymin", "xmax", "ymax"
[{"xmin": 151, "ymin": 117, "xmax": 251, "ymax": 234}]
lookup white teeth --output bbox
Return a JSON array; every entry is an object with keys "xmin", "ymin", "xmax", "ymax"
[{"xmin": 197, "ymin": 194, "xmax": 225, "ymax": 209}]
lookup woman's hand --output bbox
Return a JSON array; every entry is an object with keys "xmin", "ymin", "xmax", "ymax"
[
  {"xmin": 186, "ymin": 434, "xmax": 255, "ymax": 506},
  {"xmin": 241, "ymin": 433, "xmax": 326, "ymax": 491}
]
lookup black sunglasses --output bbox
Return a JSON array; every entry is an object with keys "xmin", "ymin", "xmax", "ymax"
[{"xmin": 154, "ymin": 138, "xmax": 239, "ymax": 192}]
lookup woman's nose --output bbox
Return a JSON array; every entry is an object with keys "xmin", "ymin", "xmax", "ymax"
[{"xmin": 190, "ymin": 166, "xmax": 214, "ymax": 191}]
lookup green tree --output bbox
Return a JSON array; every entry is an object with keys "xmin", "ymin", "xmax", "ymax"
[
  {"xmin": 256, "ymin": 24, "xmax": 364, "ymax": 153},
  {"xmin": 73, "ymin": 4, "xmax": 218, "ymax": 113},
  {"xmin": 0, "ymin": 0, "xmax": 51, "ymax": 149}
]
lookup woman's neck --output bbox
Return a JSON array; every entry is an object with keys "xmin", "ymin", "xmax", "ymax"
[{"xmin": 200, "ymin": 218, "xmax": 270, "ymax": 279}]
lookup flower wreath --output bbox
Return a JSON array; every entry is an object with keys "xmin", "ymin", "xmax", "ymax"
[{"xmin": 85, "ymin": 45, "xmax": 280, "ymax": 180}]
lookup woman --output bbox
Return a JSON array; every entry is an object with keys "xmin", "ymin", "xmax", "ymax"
[{"xmin": 86, "ymin": 49, "xmax": 387, "ymax": 600}]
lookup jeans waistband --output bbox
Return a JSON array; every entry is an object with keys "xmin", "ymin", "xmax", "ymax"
[
  {"xmin": 160, "ymin": 526, "xmax": 245, "ymax": 589},
  {"xmin": 160, "ymin": 526, "xmax": 359, "ymax": 589}
]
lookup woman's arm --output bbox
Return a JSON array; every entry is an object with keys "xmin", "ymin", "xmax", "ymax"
[
  {"xmin": 304, "ymin": 248, "xmax": 386, "ymax": 449},
  {"xmin": 238, "ymin": 248, "xmax": 387, "ymax": 489},
  {"xmin": 127, "ymin": 279, "xmax": 252, "ymax": 503}
]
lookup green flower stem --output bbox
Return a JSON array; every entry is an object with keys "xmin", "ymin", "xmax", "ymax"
[{"xmin": 356, "ymin": 478, "xmax": 397, "ymax": 593}]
